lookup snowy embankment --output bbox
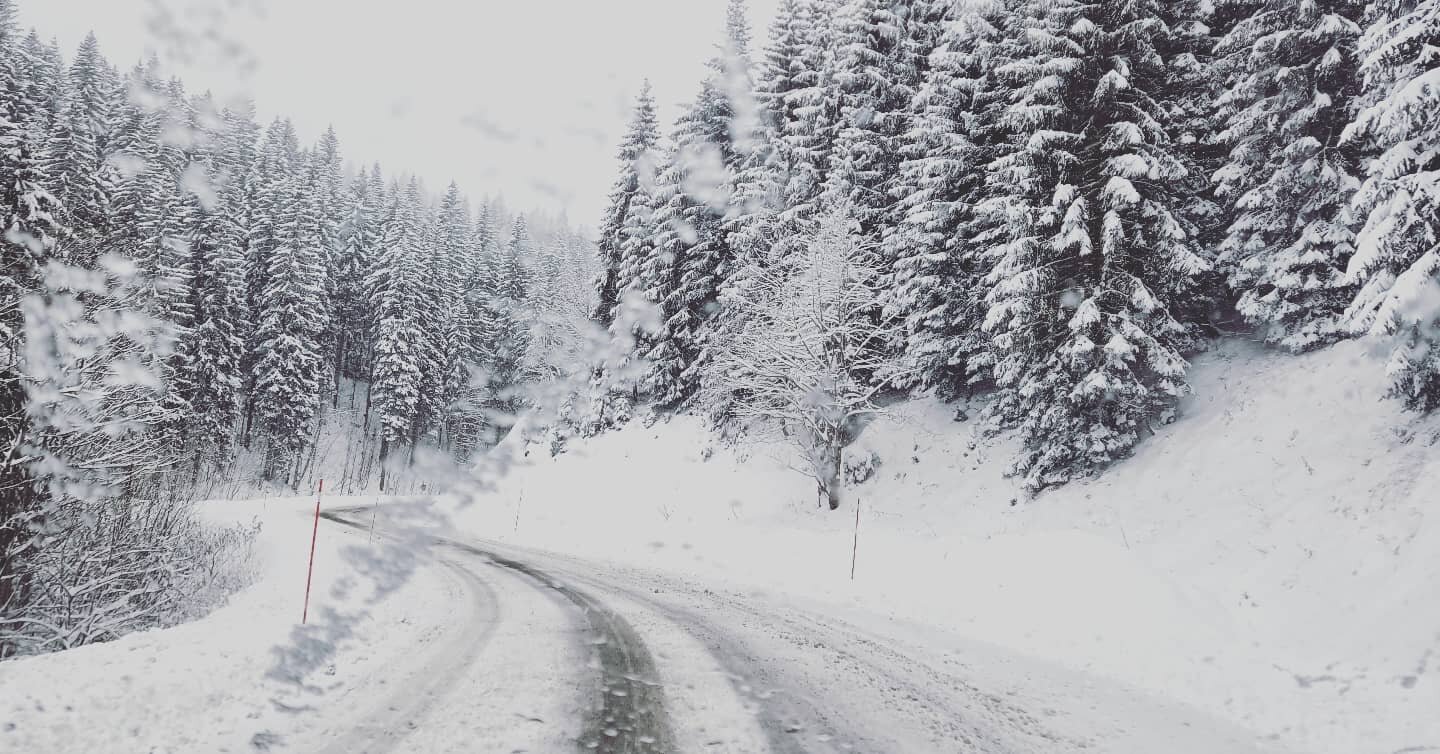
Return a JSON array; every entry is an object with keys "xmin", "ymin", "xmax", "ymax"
[
  {"xmin": 0, "ymin": 495, "xmax": 483, "ymax": 753},
  {"xmin": 455, "ymin": 338, "xmax": 1440, "ymax": 754}
]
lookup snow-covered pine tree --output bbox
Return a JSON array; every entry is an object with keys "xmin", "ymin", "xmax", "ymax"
[
  {"xmin": 884, "ymin": 0, "xmax": 1005, "ymax": 395},
  {"xmin": 143, "ymin": 164, "xmax": 198, "ymax": 452},
  {"xmin": 725, "ymin": 0, "xmax": 807, "ymax": 266},
  {"xmin": 644, "ymin": 2, "xmax": 756, "ymax": 406},
  {"xmin": 593, "ymin": 82, "xmax": 660, "ymax": 327},
  {"xmin": 821, "ymin": 0, "xmax": 930, "ymax": 245},
  {"xmin": 309, "ymin": 126, "xmax": 345, "ymax": 402},
  {"xmin": 465, "ymin": 199, "xmax": 499, "ymax": 366},
  {"xmin": 240, "ymin": 117, "xmax": 299, "ymax": 440},
  {"xmin": 332, "ymin": 163, "xmax": 380, "ymax": 401},
  {"xmin": 0, "ymin": 0, "xmax": 62, "ymax": 620},
  {"xmin": 778, "ymin": 0, "xmax": 846, "ymax": 221},
  {"xmin": 643, "ymin": 149, "xmax": 702, "ymax": 406},
  {"xmin": 403, "ymin": 194, "xmax": 448, "ymax": 445},
  {"xmin": 1212, "ymin": 0, "xmax": 1367, "ymax": 350},
  {"xmin": 216, "ymin": 99, "xmax": 259, "ymax": 266},
  {"xmin": 715, "ymin": 0, "xmax": 832, "ymax": 397},
  {"xmin": 171, "ymin": 97, "xmax": 246, "ymax": 469},
  {"xmin": 605, "ymin": 143, "xmax": 667, "ymax": 403},
  {"xmin": 982, "ymin": 0, "xmax": 1210, "ymax": 489},
  {"xmin": 755, "ymin": 0, "xmax": 812, "ymax": 154},
  {"xmin": 430, "ymin": 182, "xmax": 472, "ymax": 448},
  {"xmin": 367, "ymin": 178, "xmax": 428, "ymax": 480},
  {"xmin": 442, "ymin": 199, "xmax": 502, "ymax": 453},
  {"xmin": 104, "ymin": 60, "xmax": 169, "ymax": 277},
  {"xmin": 1341, "ymin": 0, "xmax": 1440, "ymax": 410},
  {"xmin": 15, "ymin": 31, "xmax": 63, "ymax": 165},
  {"xmin": 45, "ymin": 33, "xmax": 113, "ymax": 263},
  {"xmin": 487, "ymin": 216, "xmax": 531, "ymax": 411},
  {"xmin": 250, "ymin": 153, "xmax": 328, "ymax": 483}
]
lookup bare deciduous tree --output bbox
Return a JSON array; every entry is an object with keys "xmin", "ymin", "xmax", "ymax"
[{"xmin": 702, "ymin": 206, "xmax": 901, "ymax": 510}]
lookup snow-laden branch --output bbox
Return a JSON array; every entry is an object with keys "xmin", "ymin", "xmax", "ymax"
[{"xmin": 699, "ymin": 205, "xmax": 904, "ymax": 510}]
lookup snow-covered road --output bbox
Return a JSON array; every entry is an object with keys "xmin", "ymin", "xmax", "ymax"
[
  {"xmin": 316, "ymin": 506, "xmax": 1264, "ymax": 754},
  {"xmin": 0, "ymin": 493, "xmax": 1273, "ymax": 753}
]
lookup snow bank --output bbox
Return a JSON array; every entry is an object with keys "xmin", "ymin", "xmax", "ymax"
[
  {"xmin": 454, "ymin": 338, "xmax": 1440, "ymax": 754},
  {"xmin": 0, "ymin": 494, "xmax": 455, "ymax": 753}
]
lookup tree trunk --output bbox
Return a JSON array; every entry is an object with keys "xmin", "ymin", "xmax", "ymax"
[
  {"xmin": 241, "ymin": 395, "xmax": 256, "ymax": 449},
  {"xmin": 362, "ymin": 382, "xmax": 374, "ymax": 431},
  {"xmin": 377, "ymin": 434, "xmax": 389, "ymax": 492},
  {"xmin": 822, "ymin": 428, "xmax": 843, "ymax": 511},
  {"xmin": 333, "ymin": 333, "xmax": 346, "ymax": 409}
]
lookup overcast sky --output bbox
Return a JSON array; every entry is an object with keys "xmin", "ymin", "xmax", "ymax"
[{"xmin": 17, "ymin": 0, "xmax": 780, "ymax": 227}]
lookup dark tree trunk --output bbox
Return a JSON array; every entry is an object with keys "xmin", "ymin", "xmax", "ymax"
[{"xmin": 378, "ymin": 434, "xmax": 389, "ymax": 492}]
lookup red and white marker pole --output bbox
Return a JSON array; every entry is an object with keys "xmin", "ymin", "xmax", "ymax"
[{"xmin": 303, "ymin": 478, "xmax": 324, "ymax": 624}]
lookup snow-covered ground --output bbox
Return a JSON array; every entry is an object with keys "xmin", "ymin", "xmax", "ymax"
[
  {"xmin": 455, "ymin": 338, "xmax": 1440, "ymax": 754},
  {"xmin": 0, "ymin": 495, "xmax": 587, "ymax": 754},
  {"xmin": 2, "ymin": 338, "xmax": 1435, "ymax": 753}
]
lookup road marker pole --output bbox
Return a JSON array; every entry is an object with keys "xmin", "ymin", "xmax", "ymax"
[
  {"xmin": 368, "ymin": 492, "xmax": 381, "ymax": 544},
  {"xmin": 303, "ymin": 478, "xmax": 324, "ymax": 624},
  {"xmin": 850, "ymin": 497, "xmax": 861, "ymax": 581}
]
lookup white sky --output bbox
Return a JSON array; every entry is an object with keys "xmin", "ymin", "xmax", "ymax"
[{"xmin": 17, "ymin": 0, "xmax": 781, "ymax": 228}]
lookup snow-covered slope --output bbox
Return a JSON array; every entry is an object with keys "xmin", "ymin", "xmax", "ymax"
[{"xmin": 456, "ymin": 338, "xmax": 1440, "ymax": 754}]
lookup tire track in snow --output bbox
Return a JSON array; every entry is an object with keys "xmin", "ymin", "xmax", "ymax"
[
  {"xmin": 444, "ymin": 539, "xmax": 676, "ymax": 754},
  {"xmin": 324, "ymin": 508, "xmax": 676, "ymax": 754},
  {"xmin": 490, "ymin": 543, "xmax": 1066, "ymax": 753},
  {"xmin": 522, "ymin": 562, "xmax": 840, "ymax": 754},
  {"xmin": 318, "ymin": 512, "xmax": 501, "ymax": 754}
]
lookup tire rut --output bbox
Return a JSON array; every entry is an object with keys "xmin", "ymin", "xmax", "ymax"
[
  {"xmin": 323, "ymin": 507, "xmax": 677, "ymax": 754},
  {"xmin": 318, "ymin": 512, "xmax": 500, "ymax": 754},
  {"xmin": 443, "ymin": 539, "xmax": 676, "ymax": 754}
]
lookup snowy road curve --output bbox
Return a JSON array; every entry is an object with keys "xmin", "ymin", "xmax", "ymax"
[{"xmin": 320, "ymin": 506, "xmax": 1083, "ymax": 754}]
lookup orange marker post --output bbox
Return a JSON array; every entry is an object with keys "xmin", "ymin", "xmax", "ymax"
[{"xmin": 303, "ymin": 479, "xmax": 324, "ymax": 624}]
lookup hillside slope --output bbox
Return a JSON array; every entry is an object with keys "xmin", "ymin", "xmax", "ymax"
[{"xmin": 458, "ymin": 338, "xmax": 1440, "ymax": 754}]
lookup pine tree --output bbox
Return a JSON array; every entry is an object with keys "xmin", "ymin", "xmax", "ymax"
[
  {"xmin": 240, "ymin": 117, "xmax": 299, "ymax": 439},
  {"xmin": 779, "ymin": 0, "xmax": 846, "ymax": 220},
  {"xmin": 593, "ymin": 82, "xmax": 660, "ymax": 327},
  {"xmin": 755, "ymin": 0, "xmax": 813, "ymax": 148},
  {"xmin": 172, "ymin": 100, "xmax": 246, "ymax": 467},
  {"xmin": 644, "ymin": 3, "xmax": 756, "ymax": 405},
  {"xmin": 135, "ymin": 161, "xmax": 195, "ymax": 450},
  {"xmin": 487, "ymin": 216, "xmax": 531, "ymax": 413},
  {"xmin": 332, "ymin": 164, "xmax": 379, "ymax": 396},
  {"xmin": 1, "ymin": 0, "xmax": 62, "ymax": 617},
  {"xmin": 611, "ymin": 148, "xmax": 666, "ymax": 385},
  {"xmin": 720, "ymin": 0, "xmax": 826, "ymax": 371},
  {"xmin": 644, "ymin": 154, "xmax": 706, "ymax": 405},
  {"xmin": 367, "ymin": 178, "xmax": 427, "ymax": 474},
  {"xmin": 1341, "ymin": 0, "xmax": 1440, "ymax": 410},
  {"xmin": 465, "ymin": 199, "xmax": 500, "ymax": 365},
  {"xmin": 428, "ymin": 182, "xmax": 472, "ymax": 446},
  {"xmin": 104, "ymin": 60, "xmax": 167, "ymax": 268},
  {"xmin": 885, "ymin": 1, "xmax": 1005, "ymax": 394},
  {"xmin": 1212, "ymin": 0, "xmax": 1367, "ymax": 350},
  {"xmin": 251, "ymin": 154, "xmax": 327, "ymax": 482},
  {"xmin": 821, "ymin": 0, "xmax": 930, "ymax": 243},
  {"xmin": 982, "ymin": 0, "xmax": 1210, "ymax": 488},
  {"xmin": 310, "ymin": 127, "xmax": 345, "ymax": 402},
  {"xmin": 45, "ymin": 33, "xmax": 113, "ymax": 259},
  {"xmin": 19, "ymin": 32, "xmax": 61, "ymax": 158}
]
